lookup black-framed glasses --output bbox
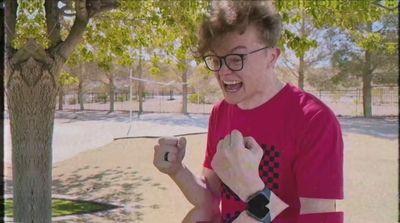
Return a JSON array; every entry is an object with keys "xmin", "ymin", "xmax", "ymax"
[{"xmin": 203, "ymin": 46, "xmax": 270, "ymax": 72}]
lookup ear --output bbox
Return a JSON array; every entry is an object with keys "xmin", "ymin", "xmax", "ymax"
[{"xmin": 269, "ymin": 47, "xmax": 281, "ymax": 68}]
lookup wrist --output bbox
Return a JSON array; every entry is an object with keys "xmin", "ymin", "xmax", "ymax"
[
  {"xmin": 239, "ymin": 178, "xmax": 265, "ymax": 201},
  {"xmin": 234, "ymin": 211, "xmax": 261, "ymax": 223},
  {"xmin": 169, "ymin": 163, "xmax": 185, "ymax": 179}
]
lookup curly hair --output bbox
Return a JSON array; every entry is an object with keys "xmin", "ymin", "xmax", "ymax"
[{"xmin": 195, "ymin": 0, "xmax": 281, "ymax": 57}]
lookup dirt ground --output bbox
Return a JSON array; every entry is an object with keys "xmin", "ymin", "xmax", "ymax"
[{"xmin": 4, "ymin": 117, "xmax": 398, "ymax": 223}]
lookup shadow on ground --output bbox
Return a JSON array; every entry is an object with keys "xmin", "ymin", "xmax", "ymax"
[
  {"xmin": 338, "ymin": 117, "xmax": 398, "ymax": 140},
  {"xmin": 52, "ymin": 165, "xmax": 166, "ymax": 222},
  {"xmin": 4, "ymin": 164, "xmax": 168, "ymax": 222}
]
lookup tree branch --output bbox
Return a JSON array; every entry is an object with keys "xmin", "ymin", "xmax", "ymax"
[
  {"xmin": 45, "ymin": 0, "xmax": 62, "ymax": 48},
  {"xmin": 10, "ymin": 39, "xmax": 53, "ymax": 65},
  {"xmin": 57, "ymin": 0, "xmax": 119, "ymax": 60},
  {"xmin": 87, "ymin": 0, "xmax": 119, "ymax": 18},
  {"xmin": 5, "ymin": 0, "xmax": 17, "ymax": 50}
]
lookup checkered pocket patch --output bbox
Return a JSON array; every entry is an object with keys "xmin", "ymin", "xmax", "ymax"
[{"xmin": 259, "ymin": 144, "xmax": 281, "ymax": 190}]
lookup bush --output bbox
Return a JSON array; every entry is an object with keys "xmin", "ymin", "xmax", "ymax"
[
  {"xmin": 68, "ymin": 97, "xmax": 77, "ymax": 105},
  {"xmin": 189, "ymin": 93, "xmax": 205, "ymax": 104},
  {"xmin": 95, "ymin": 94, "xmax": 108, "ymax": 103},
  {"xmin": 116, "ymin": 95, "xmax": 125, "ymax": 102}
]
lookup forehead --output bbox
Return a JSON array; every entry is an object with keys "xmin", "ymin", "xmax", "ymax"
[{"xmin": 211, "ymin": 25, "xmax": 263, "ymax": 54}]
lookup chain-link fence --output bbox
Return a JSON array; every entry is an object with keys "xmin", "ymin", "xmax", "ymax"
[
  {"xmin": 306, "ymin": 87, "xmax": 398, "ymax": 116},
  {"xmin": 57, "ymin": 86, "xmax": 398, "ymax": 116}
]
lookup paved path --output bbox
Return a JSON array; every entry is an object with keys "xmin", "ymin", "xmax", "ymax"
[{"xmin": 4, "ymin": 111, "xmax": 208, "ymax": 164}]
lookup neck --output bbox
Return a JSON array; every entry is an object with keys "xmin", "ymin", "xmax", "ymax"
[{"xmin": 238, "ymin": 79, "xmax": 285, "ymax": 110}]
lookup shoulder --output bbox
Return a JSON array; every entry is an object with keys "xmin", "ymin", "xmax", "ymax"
[
  {"xmin": 210, "ymin": 99, "xmax": 231, "ymax": 118},
  {"xmin": 285, "ymin": 84, "xmax": 337, "ymax": 122},
  {"xmin": 282, "ymin": 85, "xmax": 341, "ymax": 137}
]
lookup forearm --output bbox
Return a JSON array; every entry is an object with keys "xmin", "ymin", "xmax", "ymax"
[
  {"xmin": 171, "ymin": 164, "xmax": 219, "ymax": 210},
  {"xmin": 298, "ymin": 212, "xmax": 344, "ymax": 223}
]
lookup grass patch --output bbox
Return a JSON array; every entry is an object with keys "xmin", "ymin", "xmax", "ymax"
[{"xmin": 5, "ymin": 198, "xmax": 119, "ymax": 217}]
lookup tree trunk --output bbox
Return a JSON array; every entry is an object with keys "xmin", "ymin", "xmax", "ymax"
[
  {"xmin": 181, "ymin": 67, "xmax": 188, "ymax": 114},
  {"xmin": 298, "ymin": 13, "xmax": 305, "ymax": 90},
  {"xmin": 6, "ymin": 56, "xmax": 61, "ymax": 223},
  {"xmin": 5, "ymin": 0, "xmax": 118, "ymax": 221},
  {"xmin": 78, "ymin": 79, "xmax": 84, "ymax": 111},
  {"xmin": 138, "ymin": 56, "xmax": 144, "ymax": 115},
  {"xmin": 298, "ymin": 55, "xmax": 305, "ymax": 89},
  {"xmin": 108, "ymin": 74, "xmax": 115, "ymax": 113},
  {"xmin": 362, "ymin": 50, "xmax": 373, "ymax": 117},
  {"xmin": 58, "ymin": 86, "xmax": 64, "ymax": 110}
]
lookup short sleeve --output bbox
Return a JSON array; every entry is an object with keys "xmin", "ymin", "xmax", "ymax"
[
  {"xmin": 203, "ymin": 106, "xmax": 218, "ymax": 170},
  {"xmin": 295, "ymin": 108, "xmax": 344, "ymax": 199}
]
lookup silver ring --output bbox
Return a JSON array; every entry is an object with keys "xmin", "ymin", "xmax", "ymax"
[{"xmin": 164, "ymin": 152, "xmax": 169, "ymax": 162}]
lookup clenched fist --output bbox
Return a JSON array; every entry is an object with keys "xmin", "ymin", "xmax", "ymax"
[
  {"xmin": 211, "ymin": 129, "xmax": 265, "ymax": 201},
  {"xmin": 153, "ymin": 137, "xmax": 186, "ymax": 176}
]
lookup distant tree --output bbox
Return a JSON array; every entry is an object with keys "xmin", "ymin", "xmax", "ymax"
[
  {"xmin": 327, "ymin": 8, "xmax": 398, "ymax": 116},
  {"xmin": 58, "ymin": 70, "xmax": 79, "ymax": 110},
  {"xmin": 277, "ymin": 0, "xmax": 398, "ymax": 116}
]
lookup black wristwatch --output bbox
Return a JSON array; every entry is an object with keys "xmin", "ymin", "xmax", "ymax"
[{"xmin": 246, "ymin": 187, "xmax": 272, "ymax": 223}]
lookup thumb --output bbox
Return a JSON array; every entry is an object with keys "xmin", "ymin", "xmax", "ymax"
[
  {"xmin": 244, "ymin": 137, "xmax": 263, "ymax": 155},
  {"xmin": 177, "ymin": 137, "xmax": 187, "ymax": 149},
  {"xmin": 177, "ymin": 137, "xmax": 187, "ymax": 159}
]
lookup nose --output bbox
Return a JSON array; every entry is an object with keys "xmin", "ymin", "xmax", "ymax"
[{"xmin": 217, "ymin": 60, "xmax": 232, "ymax": 76}]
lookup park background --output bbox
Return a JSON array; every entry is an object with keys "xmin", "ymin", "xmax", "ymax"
[{"xmin": 3, "ymin": 0, "xmax": 399, "ymax": 222}]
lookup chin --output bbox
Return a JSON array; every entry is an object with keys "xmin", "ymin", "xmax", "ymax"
[{"xmin": 223, "ymin": 95, "xmax": 240, "ymax": 105}]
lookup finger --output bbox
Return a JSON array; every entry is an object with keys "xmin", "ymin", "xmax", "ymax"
[
  {"xmin": 230, "ymin": 129, "xmax": 244, "ymax": 149},
  {"xmin": 222, "ymin": 134, "xmax": 231, "ymax": 150},
  {"xmin": 155, "ymin": 145, "xmax": 179, "ymax": 162},
  {"xmin": 158, "ymin": 137, "xmax": 179, "ymax": 146},
  {"xmin": 177, "ymin": 137, "xmax": 186, "ymax": 149},
  {"xmin": 216, "ymin": 138, "xmax": 224, "ymax": 151},
  {"xmin": 177, "ymin": 137, "xmax": 186, "ymax": 160},
  {"xmin": 163, "ymin": 151, "xmax": 170, "ymax": 162},
  {"xmin": 244, "ymin": 137, "xmax": 263, "ymax": 155},
  {"xmin": 157, "ymin": 161, "xmax": 173, "ymax": 169},
  {"xmin": 166, "ymin": 152, "xmax": 177, "ymax": 162},
  {"xmin": 156, "ymin": 144, "xmax": 179, "ymax": 153}
]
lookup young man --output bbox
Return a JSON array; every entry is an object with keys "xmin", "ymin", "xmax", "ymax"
[{"xmin": 153, "ymin": 1, "xmax": 343, "ymax": 222}]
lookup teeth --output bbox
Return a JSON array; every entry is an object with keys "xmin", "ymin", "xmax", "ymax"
[{"xmin": 223, "ymin": 80, "xmax": 241, "ymax": 85}]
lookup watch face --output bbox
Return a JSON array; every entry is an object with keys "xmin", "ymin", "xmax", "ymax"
[{"xmin": 247, "ymin": 193, "xmax": 270, "ymax": 220}]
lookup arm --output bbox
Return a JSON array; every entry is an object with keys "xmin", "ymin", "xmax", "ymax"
[
  {"xmin": 293, "ymin": 108, "xmax": 344, "ymax": 222},
  {"xmin": 153, "ymin": 137, "xmax": 221, "ymax": 222},
  {"xmin": 171, "ymin": 166, "xmax": 220, "ymax": 210},
  {"xmin": 179, "ymin": 168, "xmax": 222, "ymax": 222},
  {"xmin": 234, "ymin": 198, "xmax": 339, "ymax": 223}
]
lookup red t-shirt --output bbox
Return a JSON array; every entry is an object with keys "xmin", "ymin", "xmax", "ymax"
[{"xmin": 203, "ymin": 84, "xmax": 344, "ymax": 223}]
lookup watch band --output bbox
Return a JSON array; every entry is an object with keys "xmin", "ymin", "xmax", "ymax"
[{"xmin": 246, "ymin": 187, "xmax": 272, "ymax": 222}]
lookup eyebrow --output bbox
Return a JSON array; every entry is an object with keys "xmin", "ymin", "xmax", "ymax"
[
  {"xmin": 210, "ymin": 45, "xmax": 248, "ymax": 56},
  {"xmin": 229, "ymin": 46, "xmax": 247, "ymax": 53}
]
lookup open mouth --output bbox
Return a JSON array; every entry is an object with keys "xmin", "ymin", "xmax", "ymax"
[{"xmin": 223, "ymin": 80, "xmax": 243, "ymax": 93}]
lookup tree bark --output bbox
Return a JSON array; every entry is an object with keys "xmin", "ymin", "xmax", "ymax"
[
  {"xmin": 138, "ymin": 56, "xmax": 144, "ymax": 115},
  {"xmin": 5, "ymin": 1, "xmax": 119, "ymax": 221},
  {"xmin": 181, "ymin": 65, "xmax": 188, "ymax": 114},
  {"xmin": 58, "ymin": 87, "xmax": 64, "ymax": 110},
  {"xmin": 6, "ymin": 42, "xmax": 63, "ymax": 223},
  {"xmin": 78, "ymin": 79, "xmax": 84, "ymax": 111},
  {"xmin": 107, "ymin": 73, "xmax": 115, "ymax": 113},
  {"xmin": 298, "ymin": 56, "xmax": 305, "ymax": 89},
  {"xmin": 362, "ymin": 22, "xmax": 373, "ymax": 117},
  {"xmin": 362, "ymin": 50, "xmax": 373, "ymax": 117},
  {"xmin": 298, "ymin": 12, "xmax": 305, "ymax": 89}
]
